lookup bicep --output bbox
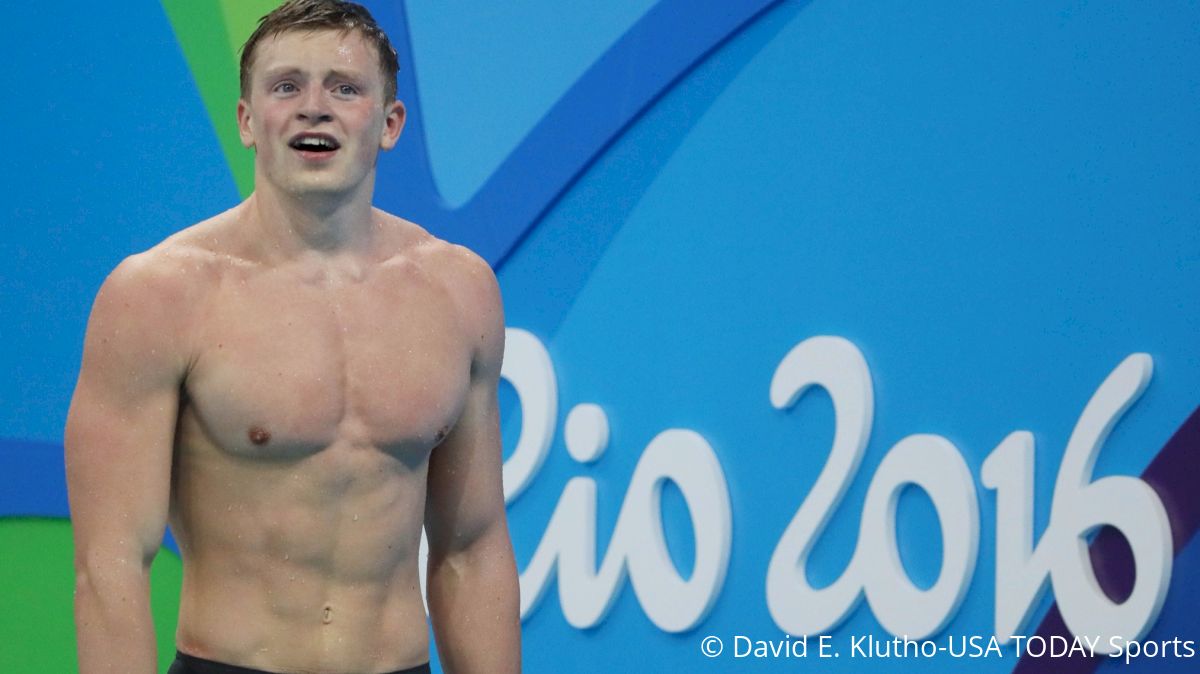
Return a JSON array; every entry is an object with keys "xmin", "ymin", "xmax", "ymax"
[
  {"xmin": 65, "ymin": 259, "xmax": 188, "ymax": 567},
  {"xmin": 424, "ymin": 248, "xmax": 508, "ymax": 555},
  {"xmin": 66, "ymin": 372, "xmax": 180, "ymax": 566},
  {"xmin": 423, "ymin": 374, "xmax": 506, "ymax": 556}
]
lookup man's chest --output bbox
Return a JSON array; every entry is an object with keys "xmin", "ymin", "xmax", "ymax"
[{"xmin": 179, "ymin": 269, "xmax": 473, "ymax": 459}]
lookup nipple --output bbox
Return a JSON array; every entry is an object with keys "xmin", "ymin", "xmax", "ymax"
[
  {"xmin": 322, "ymin": 606, "xmax": 333, "ymax": 624},
  {"xmin": 248, "ymin": 426, "xmax": 271, "ymax": 445}
]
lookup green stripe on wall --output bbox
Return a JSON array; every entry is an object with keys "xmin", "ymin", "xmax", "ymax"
[
  {"xmin": 0, "ymin": 518, "xmax": 184, "ymax": 674},
  {"xmin": 219, "ymin": 0, "xmax": 278, "ymax": 58},
  {"xmin": 160, "ymin": 0, "xmax": 280, "ymax": 198}
]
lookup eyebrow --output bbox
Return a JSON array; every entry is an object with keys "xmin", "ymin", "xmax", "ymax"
[
  {"xmin": 260, "ymin": 66, "xmax": 303, "ymax": 81},
  {"xmin": 260, "ymin": 67, "xmax": 370, "ymax": 84}
]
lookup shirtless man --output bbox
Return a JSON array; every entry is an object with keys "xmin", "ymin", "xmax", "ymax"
[{"xmin": 64, "ymin": 1, "xmax": 520, "ymax": 672}]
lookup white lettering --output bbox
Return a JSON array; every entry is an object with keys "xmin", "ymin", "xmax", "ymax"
[
  {"xmin": 499, "ymin": 330, "xmax": 1171, "ymax": 652},
  {"xmin": 981, "ymin": 354, "xmax": 1171, "ymax": 654},
  {"xmin": 766, "ymin": 336, "xmax": 978, "ymax": 639},
  {"xmin": 506, "ymin": 330, "xmax": 732, "ymax": 634}
]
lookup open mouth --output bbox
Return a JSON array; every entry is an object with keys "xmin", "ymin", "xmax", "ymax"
[{"xmin": 288, "ymin": 133, "xmax": 341, "ymax": 154}]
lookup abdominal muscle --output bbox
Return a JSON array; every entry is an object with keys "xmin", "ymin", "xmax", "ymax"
[{"xmin": 168, "ymin": 407, "xmax": 434, "ymax": 673}]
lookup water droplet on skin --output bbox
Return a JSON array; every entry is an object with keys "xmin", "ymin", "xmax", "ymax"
[{"xmin": 352, "ymin": 514, "xmax": 359, "ymax": 521}]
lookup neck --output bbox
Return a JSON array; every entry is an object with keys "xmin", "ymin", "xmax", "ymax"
[{"xmin": 245, "ymin": 176, "xmax": 378, "ymax": 262}]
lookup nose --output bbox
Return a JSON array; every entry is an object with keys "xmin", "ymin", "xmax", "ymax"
[{"xmin": 296, "ymin": 87, "xmax": 333, "ymax": 124}]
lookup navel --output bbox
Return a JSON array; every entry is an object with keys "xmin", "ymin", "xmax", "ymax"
[
  {"xmin": 322, "ymin": 605, "xmax": 334, "ymax": 624},
  {"xmin": 248, "ymin": 426, "xmax": 271, "ymax": 445}
]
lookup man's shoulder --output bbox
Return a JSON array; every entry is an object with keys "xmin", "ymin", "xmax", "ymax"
[
  {"xmin": 419, "ymin": 237, "xmax": 497, "ymax": 291},
  {"xmin": 378, "ymin": 212, "xmax": 505, "ymax": 365},
  {"xmin": 378, "ymin": 210, "xmax": 498, "ymax": 296},
  {"xmin": 104, "ymin": 210, "xmax": 242, "ymax": 298},
  {"xmin": 92, "ymin": 211, "xmax": 240, "ymax": 342}
]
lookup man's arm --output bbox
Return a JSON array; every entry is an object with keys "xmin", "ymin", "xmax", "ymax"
[
  {"xmin": 64, "ymin": 253, "xmax": 192, "ymax": 674},
  {"xmin": 424, "ymin": 248, "xmax": 521, "ymax": 674}
]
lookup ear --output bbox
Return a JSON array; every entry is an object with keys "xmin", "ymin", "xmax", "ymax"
[
  {"xmin": 380, "ymin": 99, "xmax": 406, "ymax": 151},
  {"xmin": 237, "ymin": 98, "xmax": 255, "ymax": 149}
]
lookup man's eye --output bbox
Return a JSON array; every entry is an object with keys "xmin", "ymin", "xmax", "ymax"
[
  {"xmin": 337, "ymin": 84, "xmax": 358, "ymax": 96},
  {"xmin": 274, "ymin": 82, "xmax": 297, "ymax": 94}
]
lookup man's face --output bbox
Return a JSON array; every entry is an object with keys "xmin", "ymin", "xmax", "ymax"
[{"xmin": 237, "ymin": 29, "xmax": 405, "ymax": 202}]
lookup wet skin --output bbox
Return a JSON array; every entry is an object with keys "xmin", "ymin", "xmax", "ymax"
[
  {"xmin": 168, "ymin": 211, "xmax": 477, "ymax": 671},
  {"xmin": 66, "ymin": 28, "xmax": 517, "ymax": 674}
]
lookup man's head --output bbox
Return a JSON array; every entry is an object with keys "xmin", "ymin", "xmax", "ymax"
[
  {"xmin": 240, "ymin": 0, "xmax": 400, "ymax": 104},
  {"xmin": 235, "ymin": 1, "xmax": 407, "ymax": 202}
]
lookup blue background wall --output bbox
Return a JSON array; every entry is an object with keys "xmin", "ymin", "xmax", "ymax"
[{"xmin": 2, "ymin": 1, "xmax": 1197, "ymax": 672}]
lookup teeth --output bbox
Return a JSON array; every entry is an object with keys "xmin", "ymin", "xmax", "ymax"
[{"xmin": 295, "ymin": 137, "xmax": 334, "ymax": 149}]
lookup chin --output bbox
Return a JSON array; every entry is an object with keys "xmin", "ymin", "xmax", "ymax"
[{"xmin": 284, "ymin": 176, "xmax": 358, "ymax": 201}]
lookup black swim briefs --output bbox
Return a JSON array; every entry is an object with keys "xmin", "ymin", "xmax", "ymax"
[{"xmin": 168, "ymin": 650, "xmax": 432, "ymax": 674}]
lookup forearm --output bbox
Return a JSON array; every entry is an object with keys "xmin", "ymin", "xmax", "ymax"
[
  {"xmin": 74, "ymin": 561, "xmax": 158, "ymax": 674},
  {"xmin": 427, "ymin": 529, "xmax": 521, "ymax": 674}
]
